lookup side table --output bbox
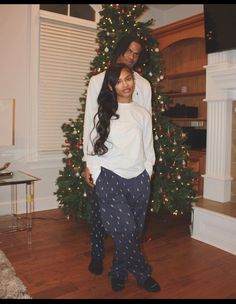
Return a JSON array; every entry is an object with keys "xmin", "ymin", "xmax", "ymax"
[{"xmin": 0, "ymin": 170, "xmax": 40, "ymax": 244}]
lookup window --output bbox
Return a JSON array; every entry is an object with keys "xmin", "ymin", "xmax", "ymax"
[
  {"xmin": 70, "ymin": 4, "xmax": 95, "ymax": 21},
  {"xmin": 40, "ymin": 4, "xmax": 67, "ymax": 16},
  {"xmin": 40, "ymin": 4, "xmax": 95, "ymax": 21},
  {"xmin": 38, "ymin": 6, "xmax": 97, "ymax": 152}
]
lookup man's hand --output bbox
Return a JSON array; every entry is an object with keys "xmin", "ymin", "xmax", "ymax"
[{"xmin": 81, "ymin": 166, "xmax": 94, "ymax": 188}]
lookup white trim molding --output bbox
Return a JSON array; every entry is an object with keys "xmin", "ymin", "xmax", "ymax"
[
  {"xmin": 192, "ymin": 205, "xmax": 236, "ymax": 255},
  {"xmin": 26, "ymin": 4, "xmax": 40, "ymax": 162},
  {"xmin": 203, "ymin": 50, "xmax": 236, "ymax": 202},
  {"xmin": 26, "ymin": 4, "xmax": 99, "ymax": 163}
]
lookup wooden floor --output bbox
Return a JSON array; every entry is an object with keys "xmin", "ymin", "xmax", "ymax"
[{"xmin": 0, "ymin": 207, "xmax": 236, "ymax": 299}]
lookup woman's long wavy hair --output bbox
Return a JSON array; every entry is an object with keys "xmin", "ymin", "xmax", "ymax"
[{"xmin": 92, "ymin": 63, "xmax": 133, "ymax": 155}]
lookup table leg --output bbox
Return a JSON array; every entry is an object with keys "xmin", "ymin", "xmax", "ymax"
[
  {"xmin": 26, "ymin": 182, "xmax": 33, "ymax": 245},
  {"xmin": 10, "ymin": 184, "xmax": 18, "ymax": 230}
]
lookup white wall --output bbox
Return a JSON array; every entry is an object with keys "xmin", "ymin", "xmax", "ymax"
[
  {"xmin": 0, "ymin": 4, "xmax": 203, "ymax": 215},
  {"xmin": 140, "ymin": 4, "xmax": 203, "ymax": 28},
  {"xmin": 0, "ymin": 5, "xmax": 28, "ymax": 154},
  {"xmin": 91, "ymin": 4, "xmax": 204, "ymax": 29},
  {"xmin": 0, "ymin": 5, "xmax": 60, "ymax": 215}
]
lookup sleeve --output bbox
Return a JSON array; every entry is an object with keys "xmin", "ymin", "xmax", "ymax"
[
  {"xmin": 143, "ymin": 80, "xmax": 152, "ymax": 115},
  {"xmin": 133, "ymin": 73, "xmax": 152, "ymax": 115},
  {"xmin": 82, "ymin": 75, "xmax": 101, "ymax": 162},
  {"xmin": 143, "ymin": 110, "xmax": 155, "ymax": 178}
]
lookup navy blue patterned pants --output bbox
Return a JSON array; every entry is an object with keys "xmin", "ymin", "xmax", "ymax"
[
  {"xmin": 92, "ymin": 167, "xmax": 152, "ymax": 284},
  {"xmin": 90, "ymin": 190, "xmax": 106, "ymax": 260}
]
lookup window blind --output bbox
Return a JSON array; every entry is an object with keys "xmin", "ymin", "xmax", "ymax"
[{"xmin": 39, "ymin": 17, "xmax": 97, "ymax": 152}]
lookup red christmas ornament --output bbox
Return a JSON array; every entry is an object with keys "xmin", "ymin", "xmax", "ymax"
[
  {"xmin": 144, "ymin": 37, "xmax": 148, "ymax": 41},
  {"xmin": 115, "ymin": 4, "xmax": 119, "ymax": 10},
  {"xmin": 65, "ymin": 139, "xmax": 69, "ymax": 144},
  {"xmin": 192, "ymin": 178, "xmax": 199, "ymax": 185},
  {"xmin": 121, "ymin": 8, "xmax": 125, "ymax": 13},
  {"xmin": 136, "ymin": 67, "xmax": 142, "ymax": 73},
  {"xmin": 76, "ymin": 142, "xmax": 81, "ymax": 148},
  {"xmin": 67, "ymin": 160, "xmax": 72, "ymax": 167}
]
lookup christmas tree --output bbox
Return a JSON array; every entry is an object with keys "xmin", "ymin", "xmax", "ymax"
[{"xmin": 55, "ymin": 4, "xmax": 198, "ymax": 223}]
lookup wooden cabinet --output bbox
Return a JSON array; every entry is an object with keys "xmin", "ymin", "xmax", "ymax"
[
  {"xmin": 188, "ymin": 149, "xmax": 206, "ymax": 196},
  {"xmin": 152, "ymin": 13, "xmax": 207, "ymax": 196}
]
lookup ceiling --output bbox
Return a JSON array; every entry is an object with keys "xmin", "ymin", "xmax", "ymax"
[{"xmin": 147, "ymin": 4, "xmax": 177, "ymax": 11}]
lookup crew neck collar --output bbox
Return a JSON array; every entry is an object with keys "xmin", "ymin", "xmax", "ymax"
[{"xmin": 118, "ymin": 101, "xmax": 134, "ymax": 105}]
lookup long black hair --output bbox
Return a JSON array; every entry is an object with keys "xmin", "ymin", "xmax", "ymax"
[
  {"xmin": 111, "ymin": 32, "xmax": 146, "ymax": 69},
  {"xmin": 92, "ymin": 63, "xmax": 133, "ymax": 156}
]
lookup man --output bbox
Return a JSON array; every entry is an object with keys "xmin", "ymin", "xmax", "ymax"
[{"xmin": 82, "ymin": 32, "xmax": 152, "ymax": 277}]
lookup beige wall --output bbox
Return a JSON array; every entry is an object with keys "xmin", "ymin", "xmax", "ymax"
[
  {"xmin": 139, "ymin": 4, "xmax": 203, "ymax": 29},
  {"xmin": 231, "ymin": 101, "xmax": 236, "ymax": 202}
]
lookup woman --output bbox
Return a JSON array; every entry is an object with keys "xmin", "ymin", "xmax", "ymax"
[{"xmin": 86, "ymin": 63, "xmax": 160, "ymax": 292}]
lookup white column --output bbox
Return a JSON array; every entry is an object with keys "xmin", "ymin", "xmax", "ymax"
[
  {"xmin": 203, "ymin": 50, "xmax": 236, "ymax": 202},
  {"xmin": 203, "ymin": 98, "xmax": 232, "ymax": 202}
]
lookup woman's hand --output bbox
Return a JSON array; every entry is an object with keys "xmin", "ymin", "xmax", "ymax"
[{"xmin": 81, "ymin": 166, "xmax": 94, "ymax": 188}]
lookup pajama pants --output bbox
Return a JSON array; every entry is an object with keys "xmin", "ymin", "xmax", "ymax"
[
  {"xmin": 93, "ymin": 166, "xmax": 152, "ymax": 284},
  {"xmin": 90, "ymin": 189, "xmax": 106, "ymax": 260}
]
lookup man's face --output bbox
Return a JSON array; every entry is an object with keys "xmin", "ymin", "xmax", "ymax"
[{"xmin": 116, "ymin": 41, "xmax": 142, "ymax": 69}]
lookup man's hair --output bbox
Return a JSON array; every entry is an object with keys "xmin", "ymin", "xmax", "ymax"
[{"xmin": 111, "ymin": 32, "xmax": 146, "ymax": 68}]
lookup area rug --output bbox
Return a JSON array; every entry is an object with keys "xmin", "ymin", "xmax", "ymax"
[{"xmin": 0, "ymin": 250, "xmax": 31, "ymax": 299}]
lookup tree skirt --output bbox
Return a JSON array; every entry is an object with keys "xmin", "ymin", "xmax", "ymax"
[{"xmin": 0, "ymin": 250, "xmax": 31, "ymax": 299}]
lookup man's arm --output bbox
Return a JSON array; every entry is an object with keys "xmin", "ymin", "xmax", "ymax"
[
  {"xmin": 134, "ymin": 72, "xmax": 152, "ymax": 114},
  {"xmin": 82, "ymin": 73, "xmax": 104, "ymax": 187},
  {"xmin": 83, "ymin": 76, "xmax": 99, "ymax": 162},
  {"xmin": 81, "ymin": 165, "xmax": 94, "ymax": 187},
  {"xmin": 143, "ymin": 110, "xmax": 155, "ymax": 178},
  {"xmin": 143, "ymin": 80, "xmax": 152, "ymax": 115}
]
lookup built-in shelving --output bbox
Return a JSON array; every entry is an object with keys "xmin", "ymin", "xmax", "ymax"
[
  {"xmin": 164, "ymin": 91, "xmax": 205, "ymax": 98},
  {"xmin": 171, "ymin": 117, "xmax": 207, "ymax": 128},
  {"xmin": 165, "ymin": 68, "xmax": 205, "ymax": 79},
  {"xmin": 152, "ymin": 13, "xmax": 207, "ymax": 195}
]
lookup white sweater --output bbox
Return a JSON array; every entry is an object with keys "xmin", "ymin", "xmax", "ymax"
[
  {"xmin": 86, "ymin": 102, "xmax": 155, "ymax": 184},
  {"xmin": 83, "ymin": 71, "xmax": 152, "ymax": 163}
]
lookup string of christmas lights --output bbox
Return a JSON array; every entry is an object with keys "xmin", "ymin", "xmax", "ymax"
[{"xmin": 55, "ymin": 4, "xmax": 198, "ymax": 223}]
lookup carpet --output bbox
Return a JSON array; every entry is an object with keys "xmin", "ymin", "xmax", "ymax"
[{"xmin": 0, "ymin": 250, "xmax": 31, "ymax": 299}]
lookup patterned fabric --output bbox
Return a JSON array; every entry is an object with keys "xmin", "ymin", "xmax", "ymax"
[
  {"xmin": 94, "ymin": 167, "xmax": 152, "ymax": 284},
  {"xmin": 90, "ymin": 190, "xmax": 106, "ymax": 259}
]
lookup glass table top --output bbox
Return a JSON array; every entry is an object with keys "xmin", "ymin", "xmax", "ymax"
[{"xmin": 0, "ymin": 171, "xmax": 40, "ymax": 186}]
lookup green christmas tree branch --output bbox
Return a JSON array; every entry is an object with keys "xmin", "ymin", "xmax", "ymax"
[{"xmin": 55, "ymin": 4, "xmax": 198, "ymax": 223}]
